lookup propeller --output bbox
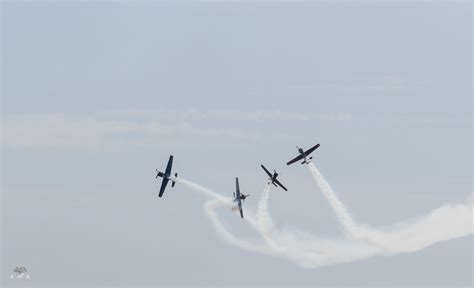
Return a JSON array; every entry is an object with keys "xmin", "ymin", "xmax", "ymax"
[{"xmin": 155, "ymin": 169, "xmax": 159, "ymax": 179}]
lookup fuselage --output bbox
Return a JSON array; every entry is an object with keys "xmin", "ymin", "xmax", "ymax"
[
  {"xmin": 297, "ymin": 147, "xmax": 309, "ymax": 162},
  {"xmin": 270, "ymin": 172, "xmax": 278, "ymax": 184},
  {"xmin": 234, "ymin": 194, "xmax": 247, "ymax": 204},
  {"xmin": 157, "ymin": 171, "xmax": 169, "ymax": 179},
  {"xmin": 157, "ymin": 171, "xmax": 176, "ymax": 182}
]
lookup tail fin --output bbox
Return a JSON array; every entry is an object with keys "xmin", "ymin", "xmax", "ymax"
[{"xmin": 172, "ymin": 173, "xmax": 177, "ymax": 187}]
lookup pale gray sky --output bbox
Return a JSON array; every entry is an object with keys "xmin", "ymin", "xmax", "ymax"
[{"xmin": 1, "ymin": 1, "xmax": 472, "ymax": 287}]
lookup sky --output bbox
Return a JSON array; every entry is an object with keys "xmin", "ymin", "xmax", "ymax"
[{"xmin": 1, "ymin": 1, "xmax": 472, "ymax": 287}]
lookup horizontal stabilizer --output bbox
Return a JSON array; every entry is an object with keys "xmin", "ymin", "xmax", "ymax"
[{"xmin": 171, "ymin": 173, "xmax": 178, "ymax": 187}]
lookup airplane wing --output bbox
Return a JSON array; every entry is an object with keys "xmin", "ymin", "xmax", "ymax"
[
  {"xmin": 235, "ymin": 177, "xmax": 241, "ymax": 198},
  {"xmin": 273, "ymin": 178, "xmax": 288, "ymax": 191},
  {"xmin": 261, "ymin": 165, "xmax": 273, "ymax": 178},
  {"xmin": 158, "ymin": 178, "xmax": 169, "ymax": 197},
  {"xmin": 165, "ymin": 155, "xmax": 173, "ymax": 176},
  {"xmin": 304, "ymin": 143, "xmax": 320, "ymax": 156},
  {"xmin": 286, "ymin": 154, "xmax": 304, "ymax": 165},
  {"xmin": 235, "ymin": 177, "xmax": 244, "ymax": 218},
  {"xmin": 238, "ymin": 200, "xmax": 244, "ymax": 218}
]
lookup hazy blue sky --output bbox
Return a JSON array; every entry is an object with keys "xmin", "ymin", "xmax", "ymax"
[{"xmin": 1, "ymin": 1, "xmax": 472, "ymax": 287}]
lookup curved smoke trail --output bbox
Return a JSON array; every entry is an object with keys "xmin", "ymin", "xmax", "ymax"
[
  {"xmin": 253, "ymin": 180, "xmax": 381, "ymax": 268},
  {"xmin": 307, "ymin": 162, "xmax": 473, "ymax": 253},
  {"xmin": 175, "ymin": 176, "xmax": 260, "ymax": 229},
  {"xmin": 178, "ymin": 176, "xmax": 380, "ymax": 268},
  {"xmin": 203, "ymin": 199, "xmax": 274, "ymax": 255},
  {"xmin": 172, "ymin": 170, "xmax": 471, "ymax": 268}
]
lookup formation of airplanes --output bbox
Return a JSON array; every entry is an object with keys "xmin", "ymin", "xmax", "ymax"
[{"xmin": 155, "ymin": 142, "xmax": 320, "ymax": 218}]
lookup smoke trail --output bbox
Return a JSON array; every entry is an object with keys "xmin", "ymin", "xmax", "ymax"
[
  {"xmin": 176, "ymin": 176, "xmax": 381, "ymax": 268},
  {"xmin": 307, "ymin": 162, "xmax": 473, "ymax": 253},
  {"xmin": 174, "ymin": 177, "xmax": 229, "ymax": 203},
  {"xmin": 256, "ymin": 183, "xmax": 273, "ymax": 234},
  {"xmin": 174, "ymin": 176, "xmax": 260, "ymax": 229},
  {"xmin": 253, "ymin": 180, "xmax": 381, "ymax": 267},
  {"xmin": 255, "ymin": 182, "xmax": 287, "ymax": 253},
  {"xmin": 176, "ymin": 176, "xmax": 280, "ymax": 254},
  {"xmin": 203, "ymin": 199, "xmax": 274, "ymax": 255},
  {"xmin": 173, "ymin": 172, "xmax": 471, "ymax": 268},
  {"xmin": 307, "ymin": 163, "xmax": 358, "ymax": 238},
  {"xmin": 361, "ymin": 202, "xmax": 472, "ymax": 253}
]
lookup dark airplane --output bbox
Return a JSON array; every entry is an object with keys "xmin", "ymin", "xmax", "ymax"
[
  {"xmin": 233, "ymin": 177, "xmax": 249, "ymax": 218},
  {"xmin": 286, "ymin": 143, "xmax": 320, "ymax": 165},
  {"xmin": 155, "ymin": 155, "xmax": 178, "ymax": 197},
  {"xmin": 261, "ymin": 164, "xmax": 288, "ymax": 191}
]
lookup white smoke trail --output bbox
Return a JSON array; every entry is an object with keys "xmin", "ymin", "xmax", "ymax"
[
  {"xmin": 174, "ymin": 176, "xmax": 260, "ymax": 229},
  {"xmin": 357, "ymin": 202, "xmax": 473, "ymax": 253},
  {"xmin": 256, "ymin": 183, "xmax": 274, "ymax": 235},
  {"xmin": 174, "ymin": 177, "xmax": 229, "ymax": 203},
  {"xmin": 307, "ymin": 162, "xmax": 473, "ymax": 253},
  {"xmin": 174, "ymin": 173, "xmax": 472, "ymax": 268},
  {"xmin": 307, "ymin": 163, "xmax": 358, "ymax": 238},
  {"xmin": 255, "ymin": 182, "xmax": 287, "ymax": 252},
  {"xmin": 253, "ymin": 179, "xmax": 380, "ymax": 267},
  {"xmin": 203, "ymin": 199, "xmax": 274, "ymax": 255},
  {"xmin": 176, "ymin": 176, "xmax": 381, "ymax": 268}
]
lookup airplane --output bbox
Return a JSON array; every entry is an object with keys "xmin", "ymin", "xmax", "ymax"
[
  {"xmin": 233, "ymin": 177, "xmax": 249, "ymax": 218},
  {"xmin": 286, "ymin": 143, "xmax": 320, "ymax": 165},
  {"xmin": 155, "ymin": 155, "xmax": 178, "ymax": 197},
  {"xmin": 261, "ymin": 164, "xmax": 288, "ymax": 191}
]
